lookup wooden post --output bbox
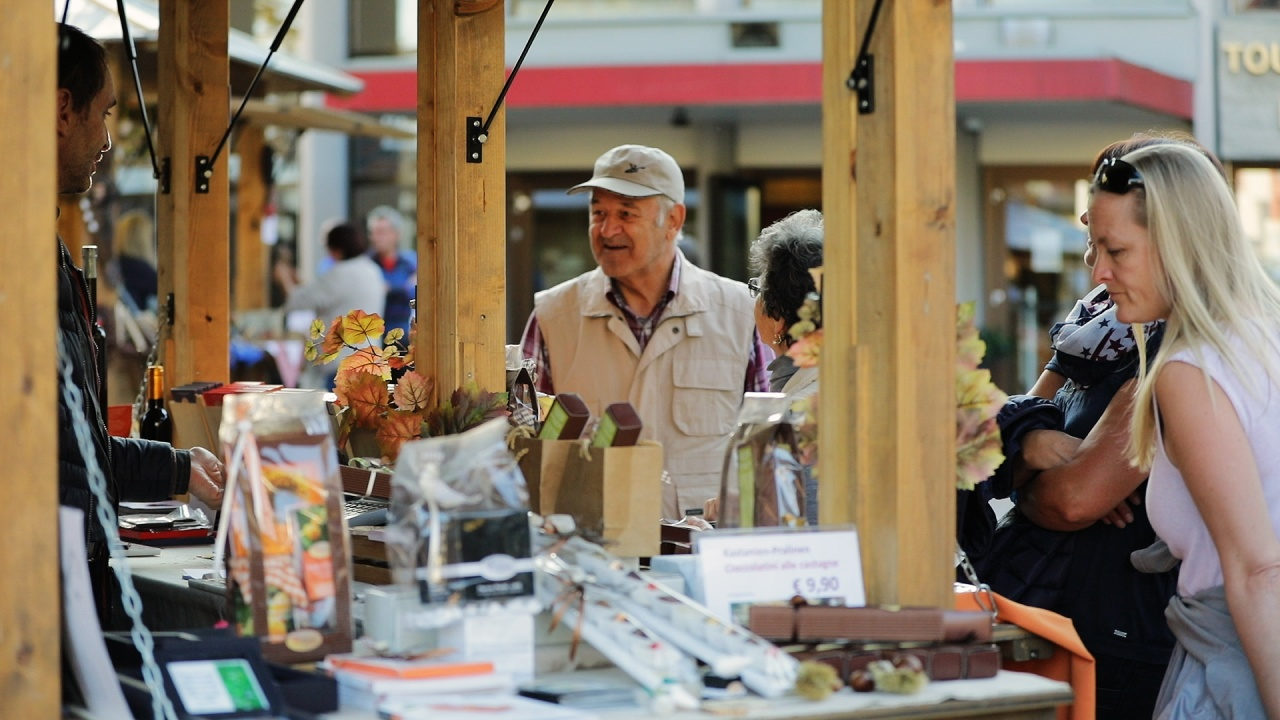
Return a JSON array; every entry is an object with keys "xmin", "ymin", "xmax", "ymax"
[
  {"xmin": 0, "ymin": 10, "xmax": 59, "ymax": 714},
  {"xmin": 819, "ymin": 0, "xmax": 957, "ymax": 607},
  {"xmin": 234, "ymin": 124, "xmax": 269, "ymax": 312},
  {"xmin": 156, "ymin": 0, "xmax": 231, "ymax": 389},
  {"xmin": 416, "ymin": 0, "xmax": 507, "ymax": 394}
]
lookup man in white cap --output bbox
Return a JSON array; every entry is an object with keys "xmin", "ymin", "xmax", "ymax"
[{"xmin": 521, "ymin": 144, "xmax": 769, "ymax": 519}]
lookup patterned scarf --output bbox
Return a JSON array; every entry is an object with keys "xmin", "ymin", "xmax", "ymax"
[{"xmin": 1050, "ymin": 284, "xmax": 1161, "ymax": 363}]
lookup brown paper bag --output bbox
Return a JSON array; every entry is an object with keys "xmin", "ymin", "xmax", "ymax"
[
  {"xmin": 555, "ymin": 443, "xmax": 663, "ymax": 557},
  {"xmin": 513, "ymin": 436, "xmax": 576, "ymax": 515}
]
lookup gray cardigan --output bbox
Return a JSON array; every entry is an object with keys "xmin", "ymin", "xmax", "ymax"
[{"xmin": 1154, "ymin": 585, "xmax": 1265, "ymax": 719}]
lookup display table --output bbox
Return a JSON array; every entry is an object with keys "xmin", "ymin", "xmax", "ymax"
[
  {"xmin": 115, "ymin": 546, "xmax": 1072, "ymax": 719},
  {"xmin": 321, "ymin": 668, "xmax": 1070, "ymax": 720},
  {"xmin": 112, "ymin": 543, "xmax": 227, "ymax": 630}
]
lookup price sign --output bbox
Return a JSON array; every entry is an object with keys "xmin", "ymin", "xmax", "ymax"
[{"xmin": 694, "ymin": 527, "xmax": 865, "ymax": 625}]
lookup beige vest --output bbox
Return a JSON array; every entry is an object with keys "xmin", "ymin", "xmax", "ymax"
[{"xmin": 534, "ymin": 256, "xmax": 757, "ymax": 515}]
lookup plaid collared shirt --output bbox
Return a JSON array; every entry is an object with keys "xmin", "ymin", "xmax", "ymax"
[{"xmin": 520, "ymin": 256, "xmax": 770, "ymax": 394}]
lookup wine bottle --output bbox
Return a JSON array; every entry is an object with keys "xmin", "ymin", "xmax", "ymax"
[{"xmin": 140, "ymin": 365, "xmax": 173, "ymax": 444}]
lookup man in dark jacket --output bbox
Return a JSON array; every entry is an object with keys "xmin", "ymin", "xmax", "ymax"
[{"xmin": 56, "ymin": 23, "xmax": 224, "ymax": 620}]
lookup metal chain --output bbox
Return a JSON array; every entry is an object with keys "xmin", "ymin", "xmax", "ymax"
[
  {"xmin": 955, "ymin": 545, "xmax": 999, "ymax": 620},
  {"xmin": 57, "ymin": 335, "xmax": 178, "ymax": 720}
]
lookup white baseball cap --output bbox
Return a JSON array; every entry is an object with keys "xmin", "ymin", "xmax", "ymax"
[{"xmin": 568, "ymin": 144, "xmax": 685, "ymax": 204}]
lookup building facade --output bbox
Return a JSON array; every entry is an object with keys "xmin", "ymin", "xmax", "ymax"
[{"xmin": 296, "ymin": 0, "xmax": 1276, "ymax": 392}]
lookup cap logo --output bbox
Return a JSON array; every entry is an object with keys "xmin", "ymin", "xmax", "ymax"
[{"xmin": 624, "ymin": 163, "xmax": 645, "ymax": 174}]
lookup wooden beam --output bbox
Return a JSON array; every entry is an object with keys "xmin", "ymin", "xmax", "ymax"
[
  {"xmin": 416, "ymin": 0, "xmax": 507, "ymax": 394},
  {"xmin": 234, "ymin": 124, "xmax": 268, "ymax": 312},
  {"xmin": 820, "ymin": 0, "xmax": 957, "ymax": 607},
  {"xmin": 0, "ymin": 9, "xmax": 59, "ymax": 714},
  {"xmin": 156, "ymin": 0, "xmax": 231, "ymax": 393}
]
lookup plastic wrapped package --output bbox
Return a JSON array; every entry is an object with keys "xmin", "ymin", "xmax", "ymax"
[
  {"xmin": 717, "ymin": 393, "xmax": 806, "ymax": 528},
  {"xmin": 533, "ymin": 531, "xmax": 798, "ymax": 701},
  {"xmin": 381, "ymin": 418, "xmax": 536, "ymax": 612},
  {"xmin": 217, "ymin": 391, "xmax": 353, "ymax": 663}
]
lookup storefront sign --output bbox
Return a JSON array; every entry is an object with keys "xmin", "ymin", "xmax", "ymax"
[
  {"xmin": 1218, "ymin": 19, "xmax": 1280, "ymax": 160},
  {"xmin": 694, "ymin": 527, "xmax": 865, "ymax": 625}
]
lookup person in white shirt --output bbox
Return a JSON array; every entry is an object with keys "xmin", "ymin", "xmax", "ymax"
[
  {"xmin": 275, "ymin": 222, "xmax": 387, "ymax": 388},
  {"xmin": 1088, "ymin": 143, "xmax": 1280, "ymax": 718}
]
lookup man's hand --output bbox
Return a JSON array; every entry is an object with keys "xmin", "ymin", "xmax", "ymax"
[
  {"xmin": 1020, "ymin": 429, "xmax": 1083, "ymax": 471},
  {"xmin": 187, "ymin": 446, "xmax": 225, "ymax": 507},
  {"xmin": 1100, "ymin": 492, "xmax": 1141, "ymax": 528}
]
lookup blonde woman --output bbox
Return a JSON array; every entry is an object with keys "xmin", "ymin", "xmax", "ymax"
[{"xmin": 1089, "ymin": 143, "xmax": 1280, "ymax": 717}]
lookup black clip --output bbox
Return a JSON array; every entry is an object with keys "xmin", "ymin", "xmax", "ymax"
[
  {"xmin": 159, "ymin": 157, "xmax": 171, "ymax": 195},
  {"xmin": 466, "ymin": 116, "xmax": 485, "ymax": 164},
  {"xmin": 195, "ymin": 155, "xmax": 213, "ymax": 194},
  {"xmin": 846, "ymin": 54, "xmax": 874, "ymax": 115}
]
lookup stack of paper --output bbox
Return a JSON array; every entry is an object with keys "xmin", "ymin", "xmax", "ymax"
[{"xmin": 324, "ymin": 654, "xmax": 513, "ymax": 711}]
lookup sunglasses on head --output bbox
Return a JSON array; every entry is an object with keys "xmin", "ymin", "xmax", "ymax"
[{"xmin": 1093, "ymin": 157, "xmax": 1145, "ymax": 195}]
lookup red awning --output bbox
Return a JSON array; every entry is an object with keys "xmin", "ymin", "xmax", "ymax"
[{"xmin": 328, "ymin": 58, "xmax": 1191, "ymax": 121}]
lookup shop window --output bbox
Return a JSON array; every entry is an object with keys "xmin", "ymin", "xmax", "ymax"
[
  {"xmin": 982, "ymin": 166, "xmax": 1092, "ymax": 393},
  {"xmin": 1235, "ymin": 167, "xmax": 1280, "ymax": 280}
]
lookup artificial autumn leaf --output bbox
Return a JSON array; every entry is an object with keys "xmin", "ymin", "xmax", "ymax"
[
  {"xmin": 388, "ymin": 345, "xmax": 415, "ymax": 370},
  {"xmin": 341, "ymin": 309, "xmax": 385, "ymax": 347},
  {"xmin": 394, "ymin": 370, "xmax": 434, "ymax": 412},
  {"xmin": 319, "ymin": 316, "xmax": 345, "ymax": 363},
  {"xmin": 339, "ymin": 346, "xmax": 391, "ymax": 380},
  {"xmin": 787, "ymin": 329, "xmax": 823, "ymax": 368},
  {"xmin": 309, "ymin": 318, "xmax": 326, "ymax": 340},
  {"xmin": 376, "ymin": 410, "xmax": 426, "ymax": 462},
  {"xmin": 425, "ymin": 382, "xmax": 505, "ymax": 437},
  {"xmin": 956, "ymin": 302, "xmax": 986, "ymax": 369},
  {"xmin": 304, "ymin": 337, "xmax": 320, "ymax": 363},
  {"xmin": 384, "ymin": 327, "xmax": 405, "ymax": 346},
  {"xmin": 956, "ymin": 417, "xmax": 1004, "ymax": 491},
  {"xmin": 336, "ymin": 372, "xmax": 389, "ymax": 428}
]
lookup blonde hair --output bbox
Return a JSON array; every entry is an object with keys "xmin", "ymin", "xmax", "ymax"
[{"xmin": 1126, "ymin": 143, "xmax": 1280, "ymax": 468}]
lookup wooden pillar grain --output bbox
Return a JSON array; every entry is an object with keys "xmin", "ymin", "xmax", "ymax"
[
  {"xmin": 820, "ymin": 0, "xmax": 957, "ymax": 607},
  {"xmin": 234, "ymin": 124, "xmax": 268, "ymax": 312},
  {"xmin": 0, "ymin": 9, "xmax": 59, "ymax": 714},
  {"xmin": 156, "ymin": 0, "xmax": 231, "ymax": 390},
  {"xmin": 416, "ymin": 0, "xmax": 507, "ymax": 394}
]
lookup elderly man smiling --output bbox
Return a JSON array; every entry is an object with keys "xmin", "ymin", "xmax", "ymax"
[{"xmin": 521, "ymin": 144, "xmax": 768, "ymax": 519}]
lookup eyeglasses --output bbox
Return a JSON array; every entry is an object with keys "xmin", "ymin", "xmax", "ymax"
[
  {"xmin": 747, "ymin": 277, "xmax": 761, "ymax": 299},
  {"xmin": 1093, "ymin": 157, "xmax": 1144, "ymax": 195}
]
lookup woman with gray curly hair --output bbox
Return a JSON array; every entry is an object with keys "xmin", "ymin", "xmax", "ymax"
[{"xmin": 747, "ymin": 209, "xmax": 824, "ymax": 396}]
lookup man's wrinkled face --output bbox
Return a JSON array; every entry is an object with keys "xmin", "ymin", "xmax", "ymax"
[
  {"xmin": 587, "ymin": 189, "xmax": 680, "ymax": 285},
  {"xmin": 57, "ymin": 73, "xmax": 115, "ymax": 195}
]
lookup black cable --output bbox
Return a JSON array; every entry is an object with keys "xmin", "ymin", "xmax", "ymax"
[
  {"xmin": 116, "ymin": 0, "xmax": 161, "ymax": 180},
  {"xmin": 208, "ymin": 0, "xmax": 306, "ymax": 169},
  {"xmin": 481, "ymin": 0, "xmax": 555, "ymax": 135},
  {"xmin": 61, "ymin": 0, "xmax": 70, "ymax": 28},
  {"xmin": 856, "ymin": 0, "xmax": 888, "ymax": 65}
]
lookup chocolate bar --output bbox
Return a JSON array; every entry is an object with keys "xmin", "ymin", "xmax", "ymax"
[
  {"xmin": 943, "ymin": 610, "xmax": 993, "ymax": 643},
  {"xmin": 746, "ymin": 604, "xmax": 796, "ymax": 641},
  {"xmin": 795, "ymin": 606, "xmax": 945, "ymax": 643}
]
